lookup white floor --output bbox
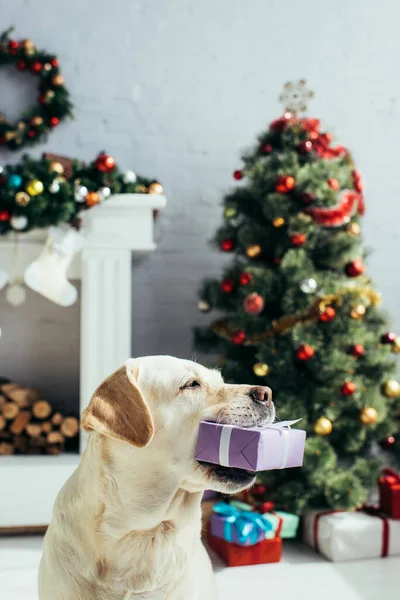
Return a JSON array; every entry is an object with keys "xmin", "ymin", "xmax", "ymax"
[{"xmin": 1, "ymin": 536, "xmax": 398, "ymax": 599}]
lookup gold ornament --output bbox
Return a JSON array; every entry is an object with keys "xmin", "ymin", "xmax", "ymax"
[
  {"xmin": 272, "ymin": 217, "xmax": 285, "ymax": 228},
  {"xmin": 360, "ymin": 407, "xmax": 378, "ymax": 425},
  {"xmin": 52, "ymin": 74, "xmax": 64, "ymax": 86},
  {"xmin": 31, "ymin": 116, "xmax": 43, "ymax": 126},
  {"xmin": 370, "ymin": 291, "xmax": 382, "ymax": 306},
  {"xmin": 26, "ymin": 179, "xmax": 44, "ymax": 196},
  {"xmin": 15, "ymin": 191, "xmax": 31, "ymax": 207},
  {"xmin": 49, "ymin": 161, "xmax": 64, "ymax": 174},
  {"xmin": 17, "ymin": 121, "xmax": 26, "ymax": 130},
  {"xmin": 148, "ymin": 182, "xmax": 163, "ymax": 195},
  {"xmin": 246, "ymin": 244, "xmax": 262, "ymax": 258},
  {"xmin": 43, "ymin": 63, "xmax": 52, "ymax": 71},
  {"xmin": 279, "ymin": 80, "xmax": 313, "ymax": 115},
  {"xmin": 392, "ymin": 337, "xmax": 400, "ymax": 353},
  {"xmin": 224, "ymin": 207, "xmax": 237, "ymax": 219},
  {"xmin": 350, "ymin": 304, "xmax": 366, "ymax": 319},
  {"xmin": 45, "ymin": 90, "xmax": 55, "ymax": 101},
  {"xmin": 347, "ymin": 222, "xmax": 361, "ymax": 237},
  {"xmin": 253, "ymin": 362, "xmax": 269, "ymax": 377},
  {"xmin": 85, "ymin": 191, "xmax": 100, "ymax": 207},
  {"xmin": 313, "ymin": 417, "xmax": 332, "ymax": 436},
  {"xmin": 383, "ymin": 380, "xmax": 400, "ymax": 398}
]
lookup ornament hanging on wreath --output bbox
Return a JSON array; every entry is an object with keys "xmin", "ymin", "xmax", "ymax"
[{"xmin": 0, "ymin": 27, "xmax": 73, "ymax": 150}]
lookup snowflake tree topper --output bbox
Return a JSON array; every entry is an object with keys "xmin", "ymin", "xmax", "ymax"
[{"xmin": 279, "ymin": 80, "xmax": 313, "ymax": 115}]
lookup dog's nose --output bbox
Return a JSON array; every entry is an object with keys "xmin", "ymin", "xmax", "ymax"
[{"xmin": 249, "ymin": 386, "xmax": 273, "ymax": 406}]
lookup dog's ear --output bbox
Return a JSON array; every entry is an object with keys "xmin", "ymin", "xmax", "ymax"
[{"xmin": 81, "ymin": 364, "xmax": 154, "ymax": 447}]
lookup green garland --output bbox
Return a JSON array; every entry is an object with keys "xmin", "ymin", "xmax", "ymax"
[
  {"xmin": 0, "ymin": 152, "xmax": 163, "ymax": 235},
  {"xmin": 0, "ymin": 28, "xmax": 73, "ymax": 150}
]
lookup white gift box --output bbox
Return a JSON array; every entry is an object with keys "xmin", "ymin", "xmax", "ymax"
[{"xmin": 303, "ymin": 509, "xmax": 400, "ymax": 562}]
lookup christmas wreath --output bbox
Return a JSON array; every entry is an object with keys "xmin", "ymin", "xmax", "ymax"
[
  {"xmin": 0, "ymin": 28, "xmax": 73, "ymax": 150},
  {"xmin": 0, "ymin": 152, "xmax": 163, "ymax": 235}
]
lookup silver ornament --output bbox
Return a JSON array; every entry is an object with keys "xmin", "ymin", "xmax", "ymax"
[
  {"xmin": 300, "ymin": 278, "xmax": 317, "ymax": 294},
  {"xmin": 6, "ymin": 281, "xmax": 26, "ymax": 306},
  {"xmin": 99, "ymin": 186, "xmax": 111, "ymax": 201},
  {"xmin": 197, "ymin": 299, "xmax": 211, "ymax": 313},
  {"xmin": 123, "ymin": 170, "xmax": 137, "ymax": 184},
  {"xmin": 49, "ymin": 180, "xmax": 60, "ymax": 194},
  {"xmin": 10, "ymin": 215, "xmax": 28, "ymax": 231},
  {"xmin": 75, "ymin": 185, "xmax": 88, "ymax": 203}
]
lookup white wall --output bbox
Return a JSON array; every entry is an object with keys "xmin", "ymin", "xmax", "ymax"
[{"xmin": 1, "ymin": 0, "xmax": 399, "ymax": 408}]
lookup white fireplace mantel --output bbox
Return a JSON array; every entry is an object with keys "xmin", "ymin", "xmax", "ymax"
[{"xmin": 0, "ymin": 193, "xmax": 166, "ymax": 529}]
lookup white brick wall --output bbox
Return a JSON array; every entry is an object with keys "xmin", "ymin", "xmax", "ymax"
[{"xmin": 1, "ymin": 0, "xmax": 400, "ymax": 409}]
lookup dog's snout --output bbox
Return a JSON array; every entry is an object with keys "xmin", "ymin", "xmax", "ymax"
[{"xmin": 249, "ymin": 386, "xmax": 273, "ymax": 406}]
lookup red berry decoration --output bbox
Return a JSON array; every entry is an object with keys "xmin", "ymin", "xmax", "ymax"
[
  {"xmin": 49, "ymin": 117, "xmax": 60, "ymax": 127},
  {"xmin": 381, "ymin": 435, "xmax": 396, "ymax": 450},
  {"xmin": 16, "ymin": 60, "xmax": 26, "ymax": 70},
  {"xmin": 300, "ymin": 192, "xmax": 315, "ymax": 205},
  {"xmin": 239, "ymin": 272, "xmax": 253, "ymax": 286},
  {"xmin": 327, "ymin": 178, "xmax": 340, "ymax": 190},
  {"xmin": 345, "ymin": 259, "xmax": 364, "ymax": 278},
  {"xmin": 296, "ymin": 344, "xmax": 315, "ymax": 361},
  {"xmin": 95, "ymin": 152, "xmax": 116, "ymax": 173},
  {"xmin": 319, "ymin": 306, "xmax": 336, "ymax": 322},
  {"xmin": 243, "ymin": 292, "xmax": 264, "ymax": 315},
  {"xmin": 232, "ymin": 331, "xmax": 246, "ymax": 345},
  {"xmin": 8, "ymin": 39, "xmax": 19, "ymax": 50},
  {"xmin": 298, "ymin": 140, "xmax": 313, "ymax": 153},
  {"xmin": 275, "ymin": 175, "xmax": 295, "ymax": 193},
  {"xmin": 220, "ymin": 279, "xmax": 234, "ymax": 293},
  {"xmin": 260, "ymin": 143, "xmax": 273, "ymax": 154},
  {"xmin": 291, "ymin": 233, "xmax": 306, "ymax": 247},
  {"xmin": 31, "ymin": 61, "xmax": 43, "ymax": 73},
  {"xmin": 233, "ymin": 170, "xmax": 243, "ymax": 180},
  {"xmin": 27, "ymin": 129, "xmax": 36, "ymax": 138},
  {"xmin": 220, "ymin": 239, "xmax": 234, "ymax": 252},
  {"xmin": 0, "ymin": 210, "xmax": 10, "ymax": 222},
  {"xmin": 350, "ymin": 344, "xmax": 365, "ymax": 358},
  {"xmin": 252, "ymin": 483, "xmax": 266, "ymax": 498},
  {"xmin": 341, "ymin": 381, "xmax": 356, "ymax": 396},
  {"xmin": 381, "ymin": 332, "xmax": 396, "ymax": 344},
  {"xmin": 50, "ymin": 57, "xmax": 59, "ymax": 67}
]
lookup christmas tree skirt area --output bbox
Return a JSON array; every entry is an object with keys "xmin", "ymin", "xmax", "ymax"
[{"xmin": 1, "ymin": 537, "xmax": 399, "ymax": 600}]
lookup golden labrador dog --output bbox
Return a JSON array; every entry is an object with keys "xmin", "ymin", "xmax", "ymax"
[{"xmin": 39, "ymin": 356, "xmax": 274, "ymax": 600}]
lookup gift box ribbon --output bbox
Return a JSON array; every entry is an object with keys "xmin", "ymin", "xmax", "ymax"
[
  {"xmin": 380, "ymin": 468, "xmax": 400, "ymax": 489},
  {"xmin": 218, "ymin": 419, "xmax": 302, "ymax": 469},
  {"xmin": 229, "ymin": 500, "xmax": 284, "ymax": 537},
  {"xmin": 213, "ymin": 502, "xmax": 273, "ymax": 544}
]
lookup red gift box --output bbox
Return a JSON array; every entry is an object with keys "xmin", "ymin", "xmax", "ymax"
[
  {"xmin": 379, "ymin": 468, "xmax": 400, "ymax": 519},
  {"xmin": 208, "ymin": 530, "xmax": 282, "ymax": 567}
]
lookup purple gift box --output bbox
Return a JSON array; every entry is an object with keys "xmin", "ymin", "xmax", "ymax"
[{"xmin": 195, "ymin": 420, "xmax": 306, "ymax": 472}]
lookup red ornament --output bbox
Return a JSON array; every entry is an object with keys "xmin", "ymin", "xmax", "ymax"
[
  {"xmin": 260, "ymin": 501, "xmax": 275, "ymax": 513},
  {"xmin": 252, "ymin": 483, "xmax": 266, "ymax": 498},
  {"xmin": 38, "ymin": 95, "xmax": 46, "ymax": 104},
  {"xmin": 220, "ymin": 239, "xmax": 234, "ymax": 252},
  {"xmin": 275, "ymin": 175, "xmax": 295, "ymax": 193},
  {"xmin": 353, "ymin": 170, "xmax": 363, "ymax": 192},
  {"xmin": 350, "ymin": 344, "xmax": 365, "ymax": 358},
  {"xmin": 291, "ymin": 233, "xmax": 306, "ymax": 247},
  {"xmin": 0, "ymin": 210, "xmax": 10, "ymax": 221},
  {"xmin": 8, "ymin": 40, "xmax": 19, "ymax": 54},
  {"xmin": 270, "ymin": 113, "xmax": 292, "ymax": 131},
  {"xmin": 381, "ymin": 332, "xmax": 396, "ymax": 344},
  {"xmin": 300, "ymin": 192, "xmax": 315, "ymax": 204},
  {"xmin": 232, "ymin": 331, "xmax": 246, "ymax": 345},
  {"xmin": 298, "ymin": 140, "xmax": 313, "ymax": 153},
  {"xmin": 31, "ymin": 61, "xmax": 43, "ymax": 73},
  {"xmin": 327, "ymin": 178, "xmax": 340, "ymax": 190},
  {"xmin": 260, "ymin": 143, "xmax": 273, "ymax": 154},
  {"xmin": 27, "ymin": 129, "xmax": 36, "ymax": 138},
  {"xmin": 381, "ymin": 435, "xmax": 396, "ymax": 450},
  {"xmin": 341, "ymin": 381, "xmax": 356, "ymax": 396},
  {"xmin": 49, "ymin": 116, "xmax": 59, "ymax": 127},
  {"xmin": 239, "ymin": 272, "xmax": 253, "ymax": 286},
  {"xmin": 300, "ymin": 118, "xmax": 321, "ymax": 132},
  {"xmin": 243, "ymin": 292, "xmax": 264, "ymax": 315},
  {"xmin": 296, "ymin": 344, "xmax": 315, "ymax": 361},
  {"xmin": 319, "ymin": 306, "xmax": 336, "ymax": 322},
  {"xmin": 309, "ymin": 129, "xmax": 319, "ymax": 140},
  {"xmin": 221, "ymin": 279, "xmax": 234, "ymax": 293},
  {"xmin": 305, "ymin": 190, "xmax": 364, "ymax": 227},
  {"xmin": 16, "ymin": 60, "xmax": 26, "ymax": 71},
  {"xmin": 233, "ymin": 170, "xmax": 243, "ymax": 180},
  {"xmin": 50, "ymin": 57, "xmax": 59, "ymax": 67},
  {"xmin": 273, "ymin": 257, "xmax": 282, "ymax": 265},
  {"xmin": 95, "ymin": 152, "xmax": 116, "ymax": 173},
  {"xmin": 345, "ymin": 259, "xmax": 364, "ymax": 278}
]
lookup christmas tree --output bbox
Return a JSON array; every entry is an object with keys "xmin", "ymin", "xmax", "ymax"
[{"xmin": 195, "ymin": 81, "xmax": 400, "ymax": 514}]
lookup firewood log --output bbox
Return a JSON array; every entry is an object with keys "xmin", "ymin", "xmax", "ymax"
[
  {"xmin": 51, "ymin": 412, "xmax": 63, "ymax": 426},
  {"xmin": 26, "ymin": 423, "xmax": 42, "ymax": 438},
  {"xmin": 41, "ymin": 421, "xmax": 52, "ymax": 434},
  {"xmin": 1, "ymin": 384, "xmax": 40, "ymax": 408},
  {"xmin": 47, "ymin": 444, "xmax": 63, "ymax": 455},
  {"xmin": 47, "ymin": 431, "xmax": 64, "ymax": 445},
  {"xmin": 0, "ymin": 394, "xmax": 6, "ymax": 407},
  {"xmin": 14, "ymin": 436, "xmax": 28, "ymax": 453},
  {"xmin": 0, "ymin": 442, "xmax": 14, "ymax": 455},
  {"xmin": 0, "ymin": 415, "xmax": 5, "ymax": 431},
  {"xmin": 10, "ymin": 410, "xmax": 31, "ymax": 435},
  {"xmin": 60, "ymin": 417, "xmax": 79, "ymax": 438},
  {"xmin": 2, "ymin": 402, "xmax": 19, "ymax": 420},
  {"xmin": 32, "ymin": 400, "xmax": 52, "ymax": 420}
]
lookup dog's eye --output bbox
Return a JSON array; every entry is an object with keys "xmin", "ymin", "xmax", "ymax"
[{"xmin": 182, "ymin": 380, "xmax": 201, "ymax": 390}]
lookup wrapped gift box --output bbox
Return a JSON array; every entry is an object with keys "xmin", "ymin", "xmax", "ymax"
[
  {"xmin": 210, "ymin": 502, "xmax": 273, "ymax": 546},
  {"xmin": 379, "ymin": 468, "xmax": 400, "ymax": 519},
  {"xmin": 208, "ymin": 531, "xmax": 282, "ymax": 567},
  {"xmin": 195, "ymin": 420, "xmax": 306, "ymax": 471},
  {"xmin": 303, "ymin": 508, "xmax": 400, "ymax": 561},
  {"xmin": 230, "ymin": 500, "xmax": 299, "ymax": 539}
]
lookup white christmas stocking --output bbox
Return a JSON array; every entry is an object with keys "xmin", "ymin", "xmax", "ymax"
[{"xmin": 24, "ymin": 226, "xmax": 83, "ymax": 306}]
